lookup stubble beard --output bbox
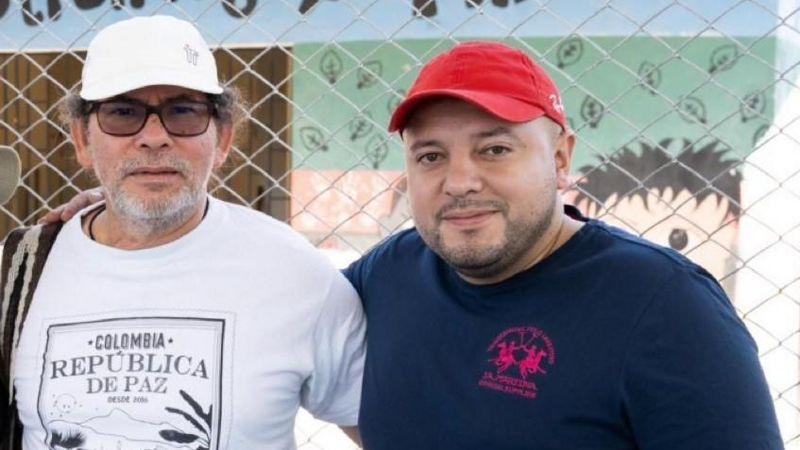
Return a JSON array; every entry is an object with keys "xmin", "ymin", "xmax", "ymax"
[
  {"xmin": 417, "ymin": 194, "xmax": 557, "ymax": 281},
  {"xmin": 96, "ymin": 155, "xmax": 210, "ymax": 237}
]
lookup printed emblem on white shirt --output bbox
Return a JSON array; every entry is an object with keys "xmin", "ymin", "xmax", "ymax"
[{"xmin": 37, "ymin": 317, "xmax": 225, "ymax": 450}]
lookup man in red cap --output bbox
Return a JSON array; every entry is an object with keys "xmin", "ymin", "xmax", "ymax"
[{"xmin": 345, "ymin": 41, "xmax": 781, "ymax": 449}]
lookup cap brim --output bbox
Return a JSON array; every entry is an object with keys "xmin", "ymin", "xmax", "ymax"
[
  {"xmin": 0, "ymin": 147, "xmax": 21, "ymax": 205},
  {"xmin": 81, "ymin": 67, "xmax": 223, "ymax": 100},
  {"xmin": 388, "ymin": 89, "xmax": 547, "ymax": 132}
]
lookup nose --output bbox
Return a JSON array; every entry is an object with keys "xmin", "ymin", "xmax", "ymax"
[
  {"xmin": 443, "ymin": 153, "xmax": 482, "ymax": 197},
  {"xmin": 136, "ymin": 113, "xmax": 171, "ymax": 150}
]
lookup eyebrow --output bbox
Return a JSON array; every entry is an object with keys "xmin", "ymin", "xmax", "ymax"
[
  {"xmin": 472, "ymin": 126, "xmax": 520, "ymax": 142},
  {"xmin": 407, "ymin": 126, "xmax": 523, "ymax": 153},
  {"xmin": 408, "ymin": 139, "xmax": 443, "ymax": 153}
]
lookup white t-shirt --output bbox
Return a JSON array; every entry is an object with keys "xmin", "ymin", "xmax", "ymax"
[{"xmin": 13, "ymin": 197, "xmax": 365, "ymax": 450}]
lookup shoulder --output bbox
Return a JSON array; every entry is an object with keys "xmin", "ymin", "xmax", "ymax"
[
  {"xmin": 366, "ymin": 227, "xmax": 429, "ymax": 262},
  {"xmin": 586, "ymin": 221, "xmax": 738, "ymax": 335},
  {"xmin": 344, "ymin": 228, "xmax": 429, "ymax": 286},
  {"xmin": 559, "ymin": 219, "xmax": 727, "ymax": 318},
  {"xmin": 583, "ymin": 219, "xmax": 708, "ymax": 280},
  {"xmin": 213, "ymin": 200, "xmax": 337, "ymax": 276},
  {"xmin": 216, "ymin": 200, "xmax": 317, "ymax": 252},
  {"xmin": 217, "ymin": 200, "xmax": 296, "ymax": 234}
]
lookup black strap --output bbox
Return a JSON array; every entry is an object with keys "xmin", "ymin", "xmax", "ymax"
[
  {"xmin": 0, "ymin": 223, "xmax": 63, "ymax": 450},
  {"xmin": 87, "ymin": 204, "xmax": 106, "ymax": 241}
]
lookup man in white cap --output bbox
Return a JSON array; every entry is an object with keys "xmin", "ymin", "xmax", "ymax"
[{"xmin": 0, "ymin": 16, "xmax": 363, "ymax": 450}]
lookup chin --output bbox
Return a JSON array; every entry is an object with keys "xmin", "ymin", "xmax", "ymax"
[
  {"xmin": 124, "ymin": 182, "xmax": 190, "ymax": 199},
  {"xmin": 130, "ymin": 181, "xmax": 186, "ymax": 195},
  {"xmin": 113, "ymin": 187, "xmax": 201, "ymax": 220},
  {"xmin": 442, "ymin": 228, "xmax": 503, "ymax": 248}
]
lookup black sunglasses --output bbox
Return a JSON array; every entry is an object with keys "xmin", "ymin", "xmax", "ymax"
[{"xmin": 86, "ymin": 98, "xmax": 218, "ymax": 137}]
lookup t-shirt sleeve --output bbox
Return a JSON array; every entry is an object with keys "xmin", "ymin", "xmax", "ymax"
[
  {"xmin": 343, "ymin": 252, "xmax": 370, "ymax": 298},
  {"xmin": 300, "ymin": 269, "xmax": 366, "ymax": 426},
  {"xmin": 620, "ymin": 266, "xmax": 782, "ymax": 449}
]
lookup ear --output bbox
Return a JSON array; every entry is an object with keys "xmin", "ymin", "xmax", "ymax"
[
  {"xmin": 554, "ymin": 129, "xmax": 576, "ymax": 191},
  {"xmin": 213, "ymin": 123, "xmax": 234, "ymax": 169},
  {"xmin": 71, "ymin": 119, "xmax": 93, "ymax": 171}
]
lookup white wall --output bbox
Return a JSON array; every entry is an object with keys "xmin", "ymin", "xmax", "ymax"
[{"xmin": 739, "ymin": 2, "xmax": 800, "ymax": 441}]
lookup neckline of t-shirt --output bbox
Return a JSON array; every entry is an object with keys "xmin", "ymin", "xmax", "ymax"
[
  {"xmin": 445, "ymin": 218, "xmax": 601, "ymax": 297},
  {"xmin": 61, "ymin": 194, "xmax": 224, "ymax": 261}
]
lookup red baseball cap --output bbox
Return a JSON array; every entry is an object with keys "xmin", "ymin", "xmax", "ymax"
[{"xmin": 388, "ymin": 41, "xmax": 567, "ymax": 133}]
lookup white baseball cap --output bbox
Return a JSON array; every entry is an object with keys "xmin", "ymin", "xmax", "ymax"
[{"xmin": 80, "ymin": 15, "xmax": 223, "ymax": 101}]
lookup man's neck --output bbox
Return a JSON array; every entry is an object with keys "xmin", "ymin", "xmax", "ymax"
[{"xmin": 85, "ymin": 200, "xmax": 207, "ymax": 250}]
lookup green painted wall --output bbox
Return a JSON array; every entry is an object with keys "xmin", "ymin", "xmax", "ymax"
[{"xmin": 291, "ymin": 36, "xmax": 776, "ymax": 171}]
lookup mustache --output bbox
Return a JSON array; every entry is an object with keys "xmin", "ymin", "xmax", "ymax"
[
  {"xmin": 119, "ymin": 157, "xmax": 191, "ymax": 177},
  {"xmin": 435, "ymin": 198, "xmax": 507, "ymax": 221}
]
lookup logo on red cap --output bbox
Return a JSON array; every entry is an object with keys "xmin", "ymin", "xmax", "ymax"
[{"xmin": 550, "ymin": 94, "xmax": 565, "ymax": 114}]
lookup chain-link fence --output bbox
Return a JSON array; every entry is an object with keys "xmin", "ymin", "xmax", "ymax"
[{"xmin": 1, "ymin": 0, "xmax": 799, "ymax": 448}]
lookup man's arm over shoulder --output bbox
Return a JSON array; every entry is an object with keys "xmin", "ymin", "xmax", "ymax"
[{"xmin": 621, "ymin": 265, "xmax": 782, "ymax": 449}]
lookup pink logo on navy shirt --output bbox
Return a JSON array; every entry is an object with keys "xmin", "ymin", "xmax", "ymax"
[{"xmin": 479, "ymin": 326, "xmax": 556, "ymax": 399}]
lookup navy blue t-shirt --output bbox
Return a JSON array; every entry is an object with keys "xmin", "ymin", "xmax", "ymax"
[{"xmin": 345, "ymin": 208, "xmax": 781, "ymax": 450}]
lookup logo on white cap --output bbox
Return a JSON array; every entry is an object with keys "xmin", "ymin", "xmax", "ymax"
[{"xmin": 184, "ymin": 44, "xmax": 199, "ymax": 66}]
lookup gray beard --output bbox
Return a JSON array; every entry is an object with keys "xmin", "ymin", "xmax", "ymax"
[
  {"xmin": 106, "ymin": 184, "xmax": 204, "ymax": 237},
  {"xmin": 95, "ymin": 155, "xmax": 209, "ymax": 237}
]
